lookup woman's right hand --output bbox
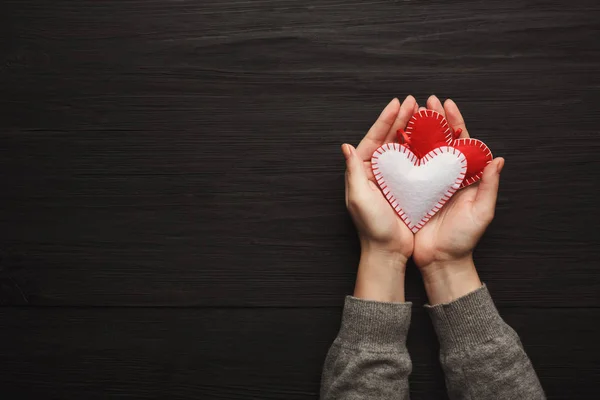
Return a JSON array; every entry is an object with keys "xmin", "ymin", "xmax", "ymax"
[{"xmin": 412, "ymin": 96, "xmax": 504, "ymax": 304}]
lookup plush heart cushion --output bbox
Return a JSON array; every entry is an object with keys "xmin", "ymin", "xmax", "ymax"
[
  {"xmin": 371, "ymin": 143, "xmax": 467, "ymax": 232},
  {"xmin": 404, "ymin": 110, "xmax": 492, "ymax": 187}
]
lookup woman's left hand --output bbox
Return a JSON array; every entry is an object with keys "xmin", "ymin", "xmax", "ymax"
[{"xmin": 343, "ymin": 96, "xmax": 418, "ymax": 302}]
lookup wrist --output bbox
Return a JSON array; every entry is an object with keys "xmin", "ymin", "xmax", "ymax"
[
  {"xmin": 419, "ymin": 256, "xmax": 482, "ymax": 305},
  {"xmin": 353, "ymin": 246, "xmax": 408, "ymax": 303}
]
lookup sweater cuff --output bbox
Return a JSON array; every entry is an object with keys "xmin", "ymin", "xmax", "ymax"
[
  {"xmin": 336, "ymin": 296, "xmax": 412, "ymax": 352},
  {"xmin": 425, "ymin": 285, "xmax": 505, "ymax": 351}
]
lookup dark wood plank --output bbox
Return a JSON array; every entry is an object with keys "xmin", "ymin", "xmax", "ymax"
[
  {"xmin": 1, "ymin": 1, "xmax": 599, "ymax": 306},
  {"xmin": 0, "ymin": 306, "xmax": 597, "ymax": 399}
]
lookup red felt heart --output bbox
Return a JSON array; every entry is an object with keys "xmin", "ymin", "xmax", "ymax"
[
  {"xmin": 402, "ymin": 110, "xmax": 492, "ymax": 188},
  {"xmin": 403, "ymin": 109, "xmax": 453, "ymax": 158},
  {"xmin": 452, "ymin": 138, "xmax": 493, "ymax": 187}
]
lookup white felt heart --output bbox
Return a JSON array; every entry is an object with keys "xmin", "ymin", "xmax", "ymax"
[{"xmin": 371, "ymin": 144, "xmax": 467, "ymax": 233}]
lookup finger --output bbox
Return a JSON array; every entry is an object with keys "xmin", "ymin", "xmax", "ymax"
[
  {"xmin": 386, "ymin": 95, "xmax": 417, "ymax": 143},
  {"xmin": 363, "ymin": 160, "xmax": 376, "ymax": 181},
  {"xmin": 418, "ymin": 106, "xmax": 427, "ymax": 112},
  {"xmin": 356, "ymin": 98, "xmax": 400, "ymax": 160},
  {"xmin": 342, "ymin": 144, "xmax": 370, "ymax": 195},
  {"xmin": 473, "ymin": 157, "xmax": 504, "ymax": 223},
  {"xmin": 344, "ymin": 148, "xmax": 350, "ymax": 206},
  {"xmin": 444, "ymin": 99, "xmax": 469, "ymax": 138},
  {"xmin": 426, "ymin": 95, "xmax": 445, "ymax": 116}
]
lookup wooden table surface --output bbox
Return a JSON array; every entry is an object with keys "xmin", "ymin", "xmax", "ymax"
[{"xmin": 1, "ymin": 0, "xmax": 599, "ymax": 398}]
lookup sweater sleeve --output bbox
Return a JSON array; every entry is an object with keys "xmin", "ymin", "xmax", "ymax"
[
  {"xmin": 426, "ymin": 285, "xmax": 545, "ymax": 400},
  {"xmin": 320, "ymin": 296, "xmax": 412, "ymax": 400}
]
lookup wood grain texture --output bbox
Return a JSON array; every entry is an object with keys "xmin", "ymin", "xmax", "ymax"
[
  {"xmin": 1, "ymin": 0, "xmax": 599, "ymax": 398},
  {"xmin": 0, "ymin": 307, "xmax": 598, "ymax": 399},
  {"xmin": 1, "ymin": 0, "xmax": 600, "ymax": 307},
  {"xmin": 1, "ymin": 0, "xmax": 599, "ymax": 307}
]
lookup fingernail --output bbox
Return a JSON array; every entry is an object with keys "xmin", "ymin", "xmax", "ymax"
[
  {"xmin": 497, "ymin": 158, "xmax": 505, "ymax": 173},
  {"xmin": 379, "ymin": 99, "xmax": 398, "ymax": 117},
  {"xmin": 341, "ymin": 144, "xmax": 352, "ymax": 159}
]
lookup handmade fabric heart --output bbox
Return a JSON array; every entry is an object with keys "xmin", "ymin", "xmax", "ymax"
[
  {"xmin": 402, "ymin": 109, "xmax": 492, "ymax": 187},
  {"xmin": 371, "ymin": 143, "xmax": 467, "ymax": 233}
]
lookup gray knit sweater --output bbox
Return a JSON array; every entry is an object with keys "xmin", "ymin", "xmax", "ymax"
[{"xmin": 321, "ymin": 285, "xmax": 545, "ymax": 399}]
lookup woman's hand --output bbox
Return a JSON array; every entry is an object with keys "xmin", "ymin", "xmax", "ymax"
[
  {"xmin": 343, "ymin": 96, "xmax": 418, "ymax": 302},
  {"xmin": 412, "ymin": 96, "xmax": 505, "ymax": 304}
]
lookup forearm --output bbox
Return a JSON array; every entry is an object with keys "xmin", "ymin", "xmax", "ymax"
[
  {"xmin": 353, "ymin": 246, "xmax": 408, "ymax": 303},
  {"xmin": 321, "ymin": 248, "xmax": 412, "ymax": 400},
  {"xmin": 420, "ymin": 256, "xmax": 482, "ymax": 305},
  {"xmin": 423, "ymin": 259, "xmax": 545, "ymax": 400},
  {"xmin": 320, "ymin": 296, "xmax": 412, "ymax": 400}
]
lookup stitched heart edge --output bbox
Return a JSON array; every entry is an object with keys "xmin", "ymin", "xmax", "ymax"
[
  {"xmin": 453, "ymin": 138, "xmax": 493, "ymax": 188},
  {"xmin": 371, "ymin": 143, "xmax": 467, "ymax": 233},
  {"xmin": 405, "ymin": 109, "xmax": 453, "ymax": 148},
  {"xmin": 404, "ymin": 110, "xmax": 493, "ymax": 189}
]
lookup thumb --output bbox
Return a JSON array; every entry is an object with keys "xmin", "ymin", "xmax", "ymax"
[
  {"xmin": 473, "ymin": 157, "xmax": 504, "ymax": 222},
  {"xmin": 342, "ymin": 144, "xmax": 370, "ymax": 194}
]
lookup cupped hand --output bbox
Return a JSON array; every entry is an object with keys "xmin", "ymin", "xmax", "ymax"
[
  {"xmin": 343, "ymin": 97, "xmax": 419, "ymax": 261},
  {"xmin": 342, "ymin": 96, "xmax": 418, "ymax": 301},
  {"xmin": 412, "ymin": 96, "xmax": 504, "ymax": 303}
]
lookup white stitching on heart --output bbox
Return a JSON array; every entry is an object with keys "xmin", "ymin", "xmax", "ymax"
[
  {"xmin": 405, "ymin": 110, "xmax": 453, "ymax": 144},
  {"xmin": 403, "ymin": 110, "xmax": 493, "ymax": 189},
  {"xmin": 453, "ymin": 138, "xmax": 493, "ymax": 188}
]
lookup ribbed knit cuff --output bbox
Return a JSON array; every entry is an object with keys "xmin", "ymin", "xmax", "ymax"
[
  {"xmin": 336, "ymin": 296, "xmax": 412, "ymax": 352},
  {"xmin": 425, "ymin": 285, "xmax": 505, "ymax": 352}
]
